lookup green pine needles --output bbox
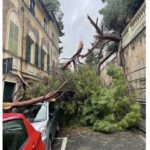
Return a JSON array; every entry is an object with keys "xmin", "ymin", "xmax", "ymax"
[
  {"xmin": 80, "ymin": 64, "xmax": 141, "ymax": 133},
  {"xmin": 26, "ymin": 64, "xmax": 141, "ymax": 133}
]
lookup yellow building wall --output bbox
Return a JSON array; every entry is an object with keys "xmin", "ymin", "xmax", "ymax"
[
  {"xmin": 24, "ymin": 0, "xmax": 30, "ymax": 7},
  {"xmin": 3, "ymin": 0, "xmax": 60, "ymax": 101}
]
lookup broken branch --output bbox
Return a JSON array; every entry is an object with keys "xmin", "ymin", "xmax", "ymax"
[
  {"xmin": 87, "ymin": 15, "xmax": 103, "ymax": 36},
  {"xmin": 79, "ymin": 40, "xmax": 102, "ymax": 58},
  {"xmin": 3, "ymin": 79, "xmax": 70, "ymax": 110}
]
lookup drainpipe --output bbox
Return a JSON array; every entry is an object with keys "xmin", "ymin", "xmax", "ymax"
[{"xmin": 21, "ymin": 6, "xmax": 25, "ymax": 73}]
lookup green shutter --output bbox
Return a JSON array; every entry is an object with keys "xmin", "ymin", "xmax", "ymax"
[
  {"xmin": 9, "ymin": 21, "xmax": 18, "ymax": 54},
  {"xmin": 35, "ymin": 43, "xmax": 39, "ymax": 67},
  {"xmin": 26, "ymin": 35, "xmax": 31, "ymax": 63},
  {"xmin": 47, "ymin": 54, "xmax": 50, "ymax": 72},
  {"xmin": 41, "ymin": 49, "xmax": 44, "ymax": 70},
  {"xmin": 14, "ymin": 25, "xmax": 18, "ymax": 51},
  {"xmin": 9, "ymin": 21, "xmax": 14, "ymax": 51}
]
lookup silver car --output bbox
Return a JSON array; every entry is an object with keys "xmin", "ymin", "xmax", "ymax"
[{"xmin": 13, "ymin": 101, "xmax": 59, "ymax": 150}]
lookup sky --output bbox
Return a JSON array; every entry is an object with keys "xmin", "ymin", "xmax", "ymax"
[{"xmin": 58, "ymin": 0, "xmax": 105, "ymax": 61}]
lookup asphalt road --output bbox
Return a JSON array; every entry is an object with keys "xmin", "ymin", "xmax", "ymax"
[{"xmin": 52, "ymin": 127, "xmax": 145, "ymax": 150}]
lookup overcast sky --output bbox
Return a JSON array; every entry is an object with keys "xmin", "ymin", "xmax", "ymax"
[{"xmin": 58, "ymin": 0, "xmax": 104, "ymax": 60}]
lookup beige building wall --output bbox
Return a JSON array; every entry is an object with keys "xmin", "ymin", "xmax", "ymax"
[{"xmin": 122, "ymin": 2, "xmax": 146, "ymax": 103}]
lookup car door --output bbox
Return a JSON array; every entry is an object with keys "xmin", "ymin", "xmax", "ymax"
[{"xmin": 49, "ymin": 103, "xmax": 58, "ymax": 140}]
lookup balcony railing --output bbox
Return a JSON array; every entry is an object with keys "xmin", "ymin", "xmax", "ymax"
[{"xmin": 122, "ymin": 2, "xmax": 146, "ymax": 48}]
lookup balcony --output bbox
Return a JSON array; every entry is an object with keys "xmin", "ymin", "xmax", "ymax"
[{"xmin": 122, "ymin": 2, "xmax": 146, "ymax": 48}]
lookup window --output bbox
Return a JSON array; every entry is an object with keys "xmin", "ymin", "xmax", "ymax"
[
  {"xmin": 26, "ymin": 35, "xmax": 34, "ymax": 63},
  {"xmin": 3, "ymin": 119, "xmax": 28, "ymax": 150},
  {"xmin": 41, "ymin": 49, "xmax": 45, "ymax": 70},
  {"xmin": 44, "ymin": 52, "xmax": 47, "ymax": 71},
  {"xmin": 3, "ymin": 58, "xmax": 13, "ymax": 74},
  {"xmin": 3, "ymin": 82, "xmax": 15, "ymax": 102},
  {"xmin": 9, "ymin": 20, "xmax": 19, "ymax": 54},
  {"xmin": 47, "ymin": 54, "xmax": 50, "ymax": 72},
  {"xmin": 44, "ymin": 18, "xmax": 47, "ymax": 32},
  {"xmin": 30, "ymin": 0, "xmax": 35, "ymax": 15},
  {"xmin": 35, "ymin": 43, "xmax": 39, "ymax": 67}
]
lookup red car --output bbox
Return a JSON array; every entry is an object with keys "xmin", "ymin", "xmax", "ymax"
[{"xmin": 3, "ymin": 113, "xmax": 45, "ymax": 150}]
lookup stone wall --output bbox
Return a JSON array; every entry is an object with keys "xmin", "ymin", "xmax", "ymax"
[{"xmin": 100, "ymin": 2, "xmax": 146, "ymax": 131}]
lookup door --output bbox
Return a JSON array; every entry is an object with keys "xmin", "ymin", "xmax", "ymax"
[{"xmin": 3, "ymin": 82, "xmax": 15, "ymax": 102}]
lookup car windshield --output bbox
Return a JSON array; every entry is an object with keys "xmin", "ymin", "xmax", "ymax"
[{"xmin": 14, "ymin": 104, "xmax": 47, "ymax": 123}]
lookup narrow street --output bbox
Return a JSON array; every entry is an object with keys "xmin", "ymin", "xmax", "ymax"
[
  {"xmin": 2, "ymin": 0, "xmax": 147, "ymax": 150},
  {"xmin": 52, "ymin": 127, "xmax": 145, "ymax": 150}
]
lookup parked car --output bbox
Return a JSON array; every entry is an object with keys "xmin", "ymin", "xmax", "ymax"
[
  {"xmin": 13, "ymin": 101, "xmax": 59, "ymax": 150},
  {"xmin": 3, "ymin": 113, "xmax": 45, "ymax": 150}
]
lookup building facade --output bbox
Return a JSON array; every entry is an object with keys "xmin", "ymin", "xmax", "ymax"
[{"xmin": 3, "ymin": 0, "xmax": 61, "ymax": 102}]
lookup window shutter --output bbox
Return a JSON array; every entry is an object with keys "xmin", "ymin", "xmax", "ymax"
[
  {"xmin": 9, "ymin": 21, "xmax": 19, "ymax": 54},
  {"xmin": 47, "ymin": 54, "xmax": 50, "ymax": 72},
  {"xmin": 3, "ymin": 59, "xmax": 6, "ymax": 74},
  {"xmin": 30, "ymin": 0, "xmax": 35, "ymax": 15},
  {"xmin": 7, "ymin": 58, "xmax": 13, "ymax": 73},
  {"xmin": 41, "ymin": 49, "xmax": 44, "ymax": 70},
  {"xmin": 14, "ymin": 25, "xmax": 19, "ymax": 52},
  {"xmin": 9, "ymin": 21, "xmax": 14, "ymax": 51},
  {"xmin": 35, "ymin": 43, "xmax": 38, "ymax": 67},
  {"xmin": 26, "ymin": 35, "xmax": 31, "ymax": 63}
]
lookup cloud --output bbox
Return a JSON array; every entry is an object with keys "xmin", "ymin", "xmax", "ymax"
[{"xmin": 59, "ymin": 0, "xmax": 104, "ymax": 59}]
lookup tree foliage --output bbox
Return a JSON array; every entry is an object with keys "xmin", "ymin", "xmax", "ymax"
[
  {"xmin": 43, "ymin": 0, "xmax": 64, "ymax": 34},
  {"xmin": 26, "ymin": 65, "xmax": 141, "ymax": 132},
  {"xmin": 99, "ymin": 0, "xmax": 144, "ymax": 34},
  {"xmin": 80, "ymin": 64, "xmax": 141, "ymax": 133}
]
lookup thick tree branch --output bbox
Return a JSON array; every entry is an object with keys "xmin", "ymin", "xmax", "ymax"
[
  {"xmin": 95, "ymin": 35, "xmax": 121, "ymax": 42},
  {"xmin": 3, "ymin": 80, "xmax": 70, "ymax": 110}
]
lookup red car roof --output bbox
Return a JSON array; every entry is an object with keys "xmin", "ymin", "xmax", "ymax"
[{"xmin": 3, "ymin": 113, "xmax": 26, "ymax": 122}]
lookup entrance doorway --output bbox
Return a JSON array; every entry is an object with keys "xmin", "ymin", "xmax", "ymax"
[{"xmin": 3, "ymin": 82, "xmax": 15, "ymax": 102}]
